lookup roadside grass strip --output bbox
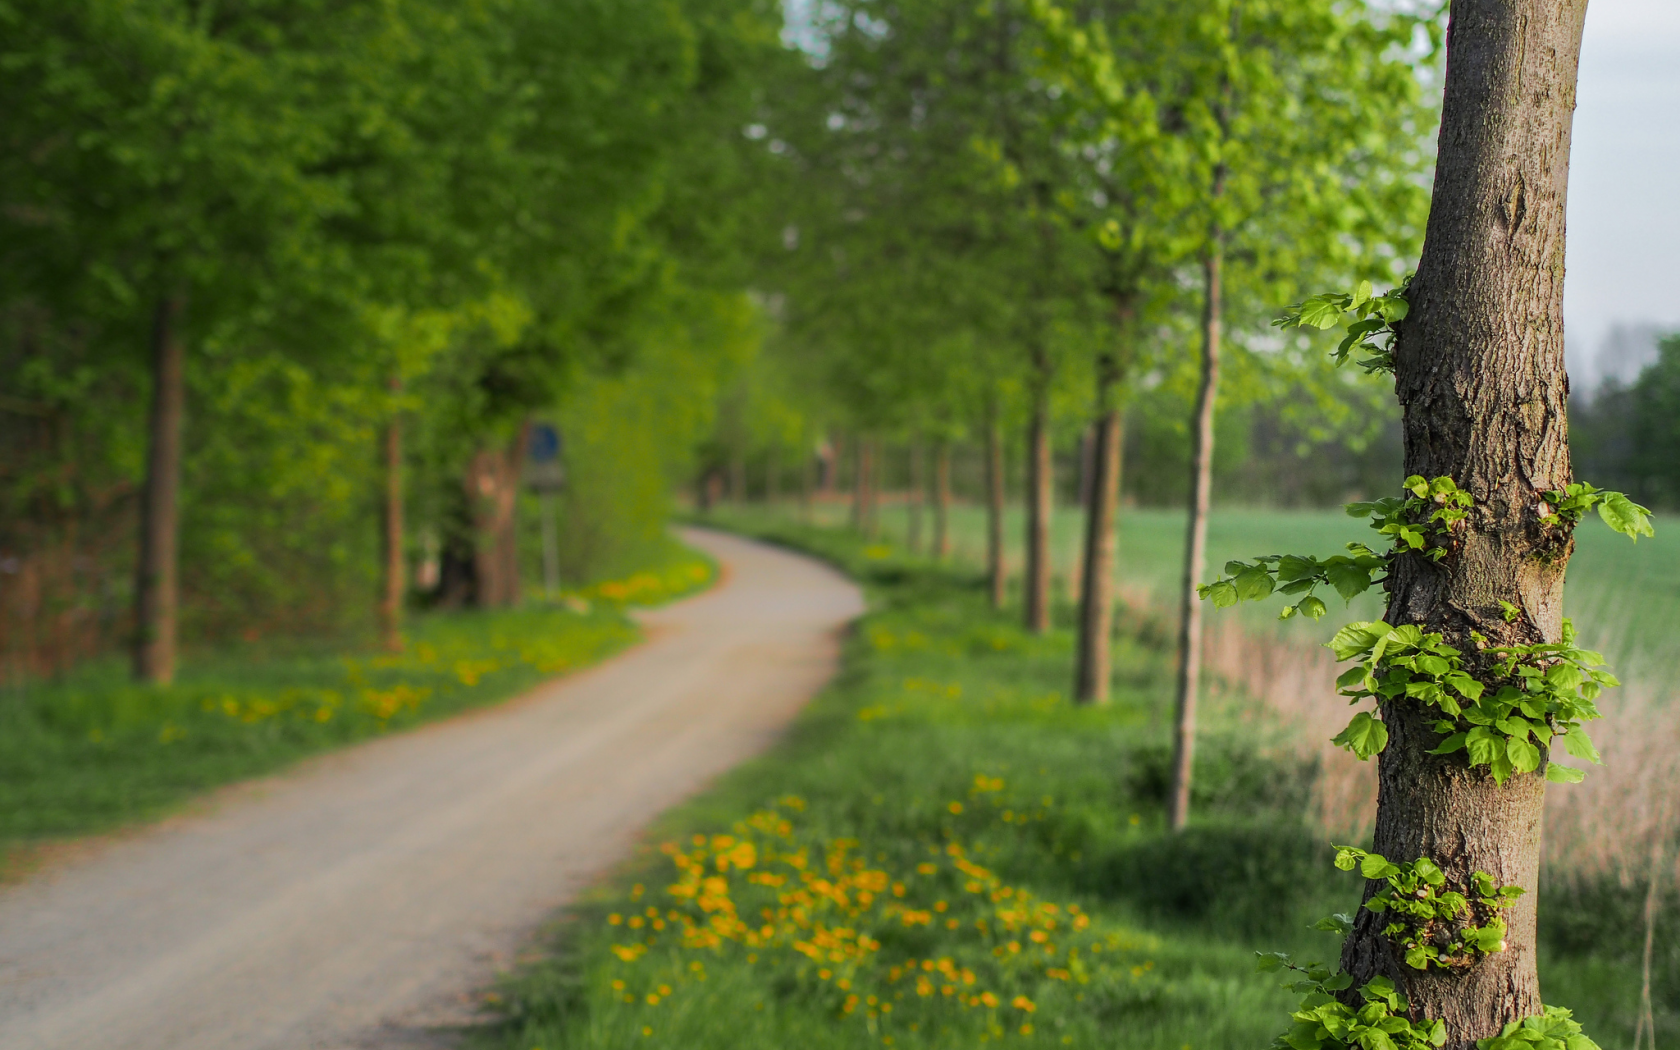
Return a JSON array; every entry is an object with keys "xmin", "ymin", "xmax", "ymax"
[
  {"xmin": 482, "ymin": 514, "xmax": 1669, "ymax": 1049},
  {"xmin": 0, "ymin": 541, "xmax": 715, "ymax": 853}
]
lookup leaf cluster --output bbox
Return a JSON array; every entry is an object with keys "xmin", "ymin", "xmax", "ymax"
[
  {"xmin": 1474, "ymin": 1007, "xmax": 1601, "ymax": 1050},
  {"xmin": 1331, "ymin": 848, "xmax": 1521, "ymax": 972},
  {"xmin": 1255, "ymin": 955, "xmax": 1445, "ymax": 1050},
  {"xmin": 1326, "ymin": 619, "xmax": 1611, "ymax": 785},
  {"xmin": 1275, "ymin": 277, "xmax": 1411, "ymax": 376},
  {"xmin": 1538, "ymin": 483, "xmax": 1653, "ymax": 542}
]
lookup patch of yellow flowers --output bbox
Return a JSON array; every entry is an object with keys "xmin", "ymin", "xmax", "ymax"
[{"xmin": 603, "ymin": 789, "xmax": 1158, "ymax": 1041}]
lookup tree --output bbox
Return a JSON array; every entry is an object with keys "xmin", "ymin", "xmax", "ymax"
[{"xmin": 1339, "ymin": 1, "xmax": 1591, "ymax": 1036}]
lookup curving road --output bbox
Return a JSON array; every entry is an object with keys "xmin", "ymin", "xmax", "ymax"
[{"xmin": 0, "ymin": 528, "xmax": 862, "ymax": 1050}]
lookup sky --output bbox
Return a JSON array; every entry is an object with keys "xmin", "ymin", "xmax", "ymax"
[{"xmin": 1564, "ymin": 0, "xmax": 1680, "ymax": 388}]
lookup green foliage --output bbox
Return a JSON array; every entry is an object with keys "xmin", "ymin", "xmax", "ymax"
[
  {"xmin": 1331, "ymin": 847, "xmax": 1522, "ymax": 972},
  {"xmin": 1538, "ymin": 483, "xmax": 1653, "ymax": 542},
  {"xmin": 1275, "ymin": 277, "xmax": 1412, "ymax": 376},
  {"xmin": 1475, "ymin": 1007, "xmax": 1601, "ymax": 1050},
  {"xmin": 1255, "ymin": 956, "xmax": 1446, "ymax": 1050},
  {"xmin": 1326, "ymin": 618, "xmax": 1612, "ymax": 784}
]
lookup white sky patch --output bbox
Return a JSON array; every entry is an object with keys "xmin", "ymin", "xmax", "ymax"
[{"xmin": 1565, "ymin": 0, "xmax": 1680, "ymax": 389}]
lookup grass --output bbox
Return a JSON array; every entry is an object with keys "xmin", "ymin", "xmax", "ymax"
[
  {"xmin": 0, "ymin": 540, "xmax": 715, "ymax": 856},
  {"xmin": 477, "ymin": 512, "xmax": 1671, "ymax": 1050}
]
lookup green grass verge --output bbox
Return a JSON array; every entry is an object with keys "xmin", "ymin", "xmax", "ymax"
[
  {"xmin": 474, "ymin": 515, "xmax": 1671, "ymax": 1050},
  {"xmin": 0, "ymin": 539, "xmax": 715, "ymax": 855}
]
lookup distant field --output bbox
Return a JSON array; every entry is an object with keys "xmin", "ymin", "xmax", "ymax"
[{"xmin": 830, "ymin": 499, "xmax": 1674, "ymax": 680}]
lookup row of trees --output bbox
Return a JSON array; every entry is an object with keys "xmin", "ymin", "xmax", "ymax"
[
  {"xmin": 731, "ymin": 0, "xmax": 1434, "ymax": 722},
  {"xmin": 1, "ymin": 0, "xmax": 789, "ymax": 682}
]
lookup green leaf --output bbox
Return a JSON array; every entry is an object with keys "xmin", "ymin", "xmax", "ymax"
[
  {"xmin": 1333, "ymin": 711, "xmax": 1390, "ymax": 759},
  {"xmin": 1560, "ymin": 727, "xmax": 1601, "ymax": 764},
  {"xmin": 1297, "ymin": 294, "xmax": 1347, "ymax": 330},
  {"xmin": 1257, "ymin": 951, "xmax": 1289, "ymax": 972},
  {"xmin": 1204, "ymin": 580, "xmax": 1239, "ymax": 607},
  {"xmin": 1506, "ymin": 735, "xmax": 1540, "ymax": 774},
  {"xmin": 1351, "ymin": 280, "xmax": 1373, "ymax": 309},
  {"xmin": 1234, "ymin": 567, "xmax": 1275, "ymax": 601},
  {"xmin": 1326, "ymin": 560, "xmax": 1375, "ymax": 600},
  {"xmin": 1298, "ymin": 595, "xmax": 1329, "ymax": 621},
  {"xmin": 1329, "ymin": 622, "xmax": 1388, "ymax": 661},
  {"xmin": 1429, "ymin": 732, "xmax": 1467, "ymax": 755},
  {"xmin": 1546, "ymin": 763, "xmax": 1585, "ymax": 784},
  {"xmin": 1598, "ymin": 491, "xmax": 1654, "ymax": 541},
  {"xmin": 1313, "ymin": 912, "xmax": 1354, "ymax": 934}
]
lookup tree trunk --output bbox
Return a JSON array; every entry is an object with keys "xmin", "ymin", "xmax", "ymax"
[
  {"xmin": 380, "ymin": 377, "xmax": 404, "ymax": 652},
  {"xmin": 133, "ymin": 295, "xmax": 185, "ymax": 685},
  {"xmin": 1024, "ymin": 383, "xmax": 1052, "ymax": 634},
  {"xmin": 908, "ymin": 439, "xmax": 925, "ymax": 555},
  {"xmin": 1076, "ymin": 368, "xmax": 1123, "ymax": 704},
  {"xmin": 987, "ymin": 416, "xmax": 1007, "ymax": 609},
  {"xmin": 466, "ymin": 429, "xmax": 524, "ymax": 609},
  {"xmin": 766, "ymin": 447, "xmax": 780, "ymax": 506},
  {"xmin": 850, "ymin": 435, "xmax": 866, "ymax": 532},
  {"xmin": 934, "ymin": 441, "xmax": 952, "ymax": 561},
  {"xmin": 1169, "ymin": 232, "xmax": 1223, "ymax": 831},
  {"xmin": 1336, "ymin": 4, "xmax": 1587, "ymax": 1040}
]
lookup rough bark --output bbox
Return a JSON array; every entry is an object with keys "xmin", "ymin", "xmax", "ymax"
[
  {"xmin": 908, "ymin": 440, "xmax": 925, "ymax": 555},
  {"xmin": 1169, "ymin": 236, "xmax": 1223, "ymax": 831},
  {"xmin": 1075, "ymin": 365, "xmax": 1123, "ymax": 704},
  {"xmin": 986, "ymin": 415, "xmax": 1007, "ymax": 610},
  {"xmin": 1024, "ymin": 386, "xmax": 1052, "ymax": 634},
  {"xmin": 133, "ymin": 295, "xmax": 185, "ymax": 685},
  {"xmin": 1334, "ymin": 4, "xmax": 1588, "ymax": 1042},
  {"xmin": 381, "ymin": 377, "xmax": 404, "ymax": 652},
  {"xmin": 934, "ymin": 441, "xmax": 952, "ymax": 561}
]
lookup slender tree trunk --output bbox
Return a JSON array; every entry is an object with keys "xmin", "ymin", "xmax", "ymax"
[
  {"xmin": 1024, "ymin": 382, "xmax": 1052, "ymax": 634},
  {"xmin": 1169, "ymin": 231, "xmax": 1223, "ymax": 831},
  {"xmin": 500, "ymin": 422, "xmax": 528, "ymax": 607},
  {"xmin": 801, "ymin": 445, "xmax": 815, "ymax": 523},
  {"xmin": 380, "ymin": 377, "xmax": 404, "ymax": 652},
  {"xmin": 133, "ymin": 295, "xmax": 185, "ymax": 685},
  {"xmin": 986, "ymin": 413, "xmax": 1007, "ymax": 610},
  {"xmin": 730, "ymin": 452, "xmax": 747, "ymax": 504},
  {"xmin": 1333, "ymin": 4, "xmax": 1588, "ymax": 1040},
  {"xmin": 934, "ymin": 441, "xmax": 952, "ymax": 561},
  {"xmin": 850, "ymin": 434, "xmax": 864, "ymax": 531},
  {"xmin": 766, "ymin": 447, "xmax": 780, "ymax": 507},
  {"xmin": 1076, "ymin": 365, "xmax": 1123, "ymax": 704},
  {"xmin": 1076, "ymin": 425, "xmax": 1096, "ymax": 512},
  {"xmin": 467, "ymin": 428, "xmax": 524, "ymax": 609},
  {"xmin": 908, "ymin": 440, "xmax": 925, "ymax": 555}
]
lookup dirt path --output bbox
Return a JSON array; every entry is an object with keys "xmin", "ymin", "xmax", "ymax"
[{"xmin": 0, "ymin": 528, "xmax": 862, "ymax": 1050}]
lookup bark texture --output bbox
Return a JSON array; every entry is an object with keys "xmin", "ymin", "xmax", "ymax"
[
  {"xmin": 1169, "ymin": 240, "xmax": 1222, "ymax": 831},
  {"xmin": 1336, "ymin": 3, "xmax": 1588, "ymax": 1042},
  {"xmin": 466, "ymin": 426, "xmax": 527, "ymax": 609},
  {"xmin": 987, "ymin": 417, "xmax": 1006, "ymax": 610},
  {"xmin": 133, "ymin": 295, "xmax": 185, "ymax": 685},
  {"xmin": 1075, "ymin": 371, "xmax": 1122, "ymax": 704},
  {"xmin": 381, "ymin": 380, "xmax": 404, "ymax": 653},
  {"xmin": 1024, "ymin": 389, "xmax": 1052, "ymax": 634}
]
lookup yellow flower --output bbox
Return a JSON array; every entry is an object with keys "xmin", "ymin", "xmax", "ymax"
[
  {"xmin": 981, "ymin": 992, "xmax": 999, "ymax": 1008},
  {"xmin": 1012, "ymin": 996, "xmax": 1036, "ymax": 1013}
]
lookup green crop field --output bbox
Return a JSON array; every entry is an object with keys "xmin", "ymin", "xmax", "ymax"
[{"xmin": 481, "ymin": 512, "xmax": 1672, "ymax": 1050}]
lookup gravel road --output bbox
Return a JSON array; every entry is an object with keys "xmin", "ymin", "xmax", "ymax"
[{"xmin": 0, "ymin": 528, "xmax": 863, "ymax": 1050}]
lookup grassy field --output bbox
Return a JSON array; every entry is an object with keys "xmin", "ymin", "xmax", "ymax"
[
  {"xmin": 849, "ymin": 498, "xmax": 1677, "ymax": 670},
  {"xmin": 480, "ymin": 512, "xmax": 1669, "ymax": 1050},
  {"xmin": 0, "ymin": 541, "xmax": 714, "ymax": 858}
]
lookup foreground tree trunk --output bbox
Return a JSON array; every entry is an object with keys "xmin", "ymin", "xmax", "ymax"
[
  {"xmin": 381, "ymin": 377, "xmax": 404, "ymax": 652},
  {"xmin": 1024, "ymin": 384, "xmax": 1052, "ymax": 634},
  {"xmin": 133, "ymin": 295, "xmax": 186, "ymax": 685},
  {"xmin": 933, "ymin": 441, "xmax": 952, "ymax": 561},
  {"xmin": 1337, "ymin": 3, "xmax": 1587, "ymax": 1040},
  {"xmin": 1076, "ymin": 362, "xmax": 1123, "ymax": 704},
  {"xmin": 986, "ymin": 413, "xmax": 1007, "ymax": 610},
  {"xmin": 1169, "ymin": 231, "xmax": 1223, "ymax": 830}
]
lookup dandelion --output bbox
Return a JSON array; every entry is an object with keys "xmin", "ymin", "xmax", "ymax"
[
  {"xmin": 1012, "ymin": 996, "xmax": 1036, "ymax": 1013},
  {"xmin": 981, "ymin": 992, "xmax": 1000, "ymax": 1008}
]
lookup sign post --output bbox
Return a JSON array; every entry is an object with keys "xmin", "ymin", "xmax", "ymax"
[{"xmin": 525, "ymin": 424, "xmax": 565, "ymax": 599}]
